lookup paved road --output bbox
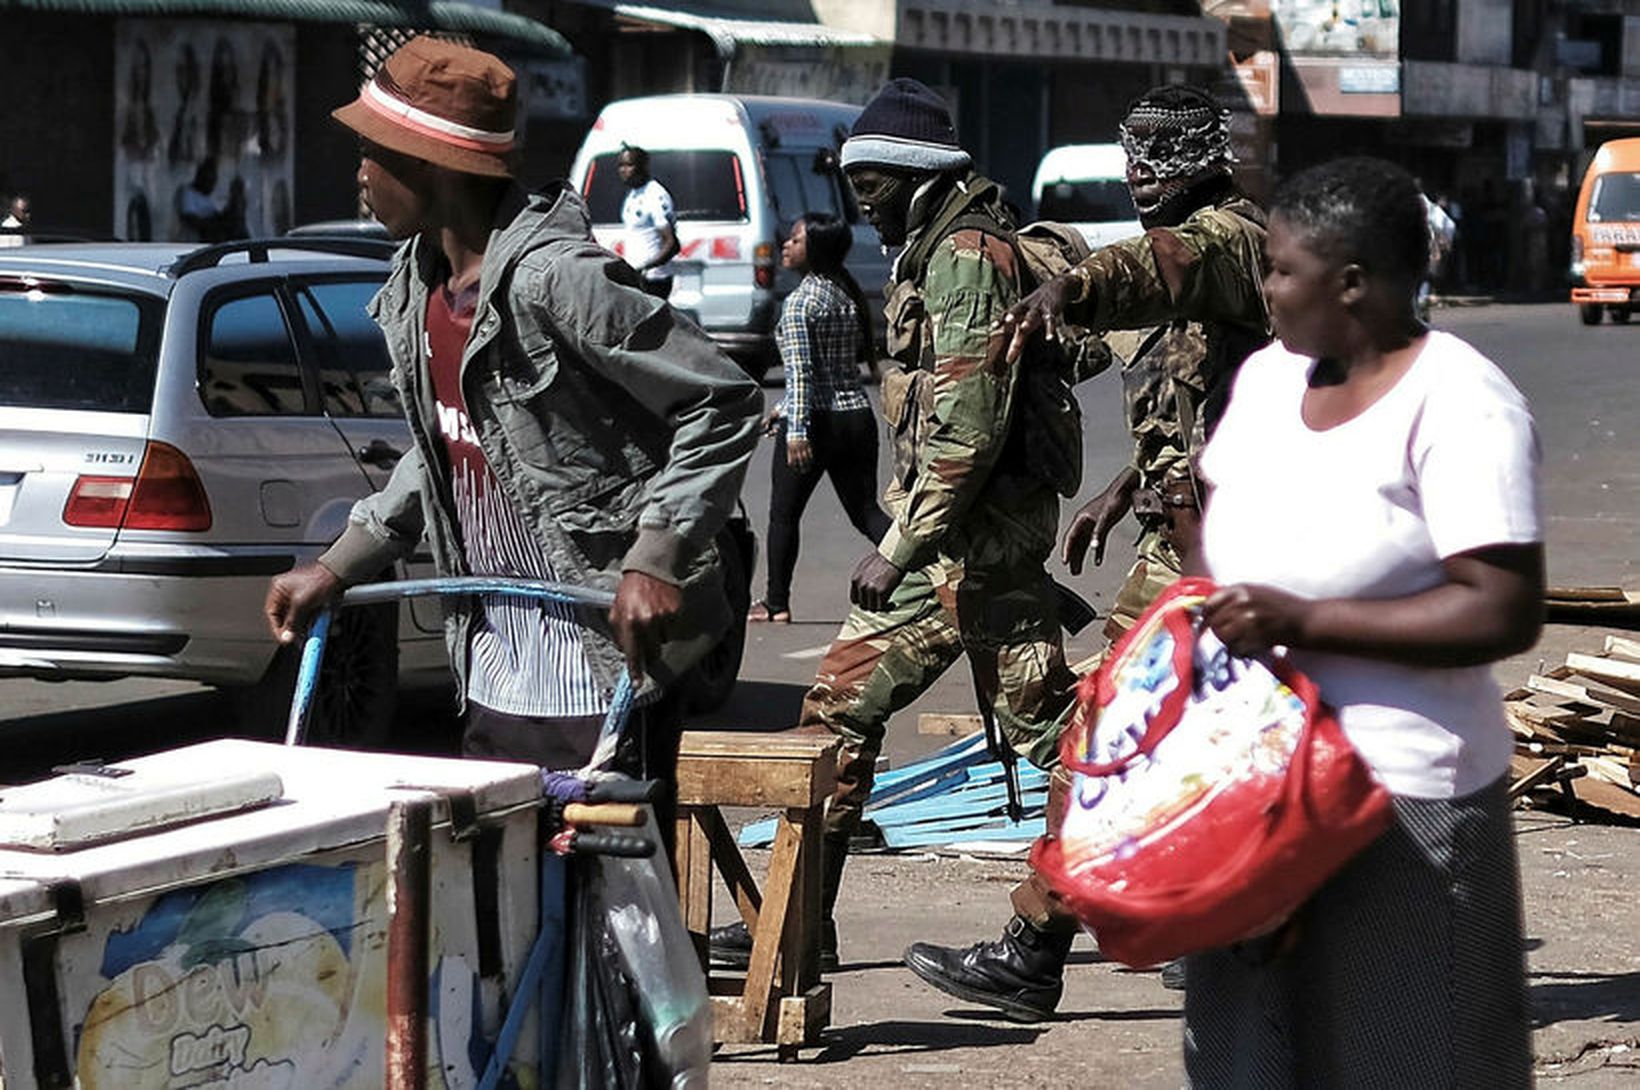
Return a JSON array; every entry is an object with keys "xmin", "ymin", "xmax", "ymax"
[{"xmin": 0, "ymin": 303, "xmax": 1635, "ymax": 1085}]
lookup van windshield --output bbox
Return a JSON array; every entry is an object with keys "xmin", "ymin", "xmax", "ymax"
[
  {"xmin": 0, "ymin": 284, "xmax": 162, "ymax": 413},
  {"xmin": 1588, "ymin": 172, "xmax": 1640, "ymax": 222},
  {"xmin": 1037, "ymin": 179, "xmax": 1136, "ymax": 223},
  {"xmin": 583, "ymin": 151, "xmax": 748, "ymax": 225}
]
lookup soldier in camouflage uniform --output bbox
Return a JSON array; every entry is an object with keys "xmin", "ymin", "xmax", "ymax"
[
  {"xmin": 904, "ymin": 85, "xmax": 1270, "ymax": 1021},
  {"xmin": 709, "ymin": 78, "xmax": 1079, "ymax": 976}
]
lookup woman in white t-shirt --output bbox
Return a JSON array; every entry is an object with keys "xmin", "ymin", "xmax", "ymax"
[{"xmin": 1189, "ymin": 157, "xmax": 1541, "ymax": 1088}]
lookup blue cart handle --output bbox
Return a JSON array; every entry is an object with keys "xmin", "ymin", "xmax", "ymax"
[{"xmin": 284, "ymin": 577, "xmax": 634, "ymax": 768}]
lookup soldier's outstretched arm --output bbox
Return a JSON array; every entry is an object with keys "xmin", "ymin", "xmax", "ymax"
[
  {"xmin": 876, "ymin": 230, "xmax": 1021, "ymax": 574},
  {"xmin": 1059, "ymin": 210, "xmax": 1265, "ymax": 332}
]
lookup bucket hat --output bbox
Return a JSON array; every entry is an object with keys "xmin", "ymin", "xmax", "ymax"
[{"xmin": 333, "ymin": 36, "xmax": 517, "ymax": 178}]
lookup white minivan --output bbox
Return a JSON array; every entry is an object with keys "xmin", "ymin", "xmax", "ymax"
[
  {"xmin": 1032, "ymin": 144, "xmax": 1141, "ymax": 250},
  {"xmin": 569, "ymin": 94, "xmax": 890, "ymax": 380}
]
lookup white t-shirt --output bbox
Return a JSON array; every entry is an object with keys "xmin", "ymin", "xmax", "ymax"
[
  {"xmin": 621, "ymin": 178, "xmax": 676, "ymax": 281},
  {"xmin": 1200, "ymin": 331, "xmax": 1542, "ymax": 799}
]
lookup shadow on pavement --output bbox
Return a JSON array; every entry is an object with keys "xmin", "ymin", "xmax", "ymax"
[
  {"xmin": 1531, "ymin": 970, "xmax": 1640, "ymax": 1029},
  {"xmin": 787, "ymin": 1018, "xmax": 1045, "ymax": 1063}
]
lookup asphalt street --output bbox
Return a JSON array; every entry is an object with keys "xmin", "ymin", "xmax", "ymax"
[{"xmin": 0, "ymin": 303, "xmax": 1635, "ymax": 1085}]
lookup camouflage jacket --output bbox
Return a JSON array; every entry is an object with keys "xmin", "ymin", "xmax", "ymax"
[
  {"xmin": 1065, "ymin": 191, "xmax": 1269, "ymax": 491},
  {"xmin": 876, "ymin": 174, "xmax": 1048, "ymax": 573}
]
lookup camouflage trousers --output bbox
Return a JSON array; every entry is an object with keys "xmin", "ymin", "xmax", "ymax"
[
  {"xmin": 800, "ymin": 557, "xmax": 1077, "ymax": 848},
  {"xmin": 1009, "ymin": 532, "xmax": 1185, "ymax": 932}
]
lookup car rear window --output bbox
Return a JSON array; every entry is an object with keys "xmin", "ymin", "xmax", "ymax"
[
  {"xmin": 582, "ymin": 150, "xmax": 748, "ymax": 225},
  {"xmin": 1588, "ymin": 171, "xmax": 1640, "ymax": 222},
  {"xmin": 1037, "ymin": 179, "xmax": 1137, "ymax": 224},
  {"xmin": 0, "ymin": 284, "xmax": 161, "ymax": 413},
  {"xmin": 764, "ymin": 151, "xmax": 848, "ymax": 227}
]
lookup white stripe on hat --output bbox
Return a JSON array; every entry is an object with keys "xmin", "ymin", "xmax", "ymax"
[{"xmin": 363, "ymin": 78, "xmax": 514, "ymax": 148}]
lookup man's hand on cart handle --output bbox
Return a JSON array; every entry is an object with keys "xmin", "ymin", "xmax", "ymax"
[
  {"xmin": 610, "ymin": 570, "xmax": 683, "ymax": 680},
  {"xmin": 265, "ymin": 562, "xmax": 343, "ymax": 645}
]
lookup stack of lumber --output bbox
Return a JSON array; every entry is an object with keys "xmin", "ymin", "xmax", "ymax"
[
  {"xmin": 1544, "ymin": 586, "xmax": 1640, "ymax": 623},
  {"xmin": 1505, "ymin": 634, "xmax": 1640, "ymax": 821}
]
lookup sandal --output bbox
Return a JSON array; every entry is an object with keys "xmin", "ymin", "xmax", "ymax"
[{"xmin": 747, "ymin": 601, "xmax": 792, "ymax": 623}]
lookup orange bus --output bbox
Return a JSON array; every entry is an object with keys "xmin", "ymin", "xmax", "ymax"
[{"xmin": 1571, "ymin": 137, "xmax": 1640, "ymax": 325}]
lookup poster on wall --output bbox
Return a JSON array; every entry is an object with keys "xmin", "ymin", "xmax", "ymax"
[
  {"xmin": 1272, "ymin": 0, "xmax": 1398, "ymax": 56},
  {"xmin": 114, "ymin": 19, "xmax": 296, "ymax": 242}
]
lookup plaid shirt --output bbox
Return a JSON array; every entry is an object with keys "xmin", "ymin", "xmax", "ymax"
[{"xmin": 776, "ymin": 274, "xmax": 871, "ymax": 440}]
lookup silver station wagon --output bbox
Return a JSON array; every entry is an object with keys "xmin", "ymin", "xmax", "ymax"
[
  {"xmin": 0, "ymin": 238, "xmax": 753, "ymax": 743},
  {"xmin": 0, "ymin": 238, "xmax": 445, "ymax": 744}
]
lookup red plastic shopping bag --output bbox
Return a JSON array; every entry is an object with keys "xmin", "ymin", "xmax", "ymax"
[{"xmin": 1030, "ymin": 577, "xmax": 1393, "ymax": 968}]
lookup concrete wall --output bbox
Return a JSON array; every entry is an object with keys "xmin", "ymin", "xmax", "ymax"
[
  {"xmin": 1403, "ymin": 60, "xmax": 1537, "ymax": 119},
  {"xmin": 1455, "ymin": 0, "xmax": 1513, "ymax": 66}
]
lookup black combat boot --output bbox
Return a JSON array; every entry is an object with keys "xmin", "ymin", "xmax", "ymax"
[
  {"xmin": 709, "ymin": 831, "xmax": 849, "ymax": 973},
  {"xmin": 902, "ymin": 915, "xmax": 1073, "ymax": 1023}
]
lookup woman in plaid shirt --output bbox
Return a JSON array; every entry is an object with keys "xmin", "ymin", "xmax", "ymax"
[{"xmin": 750, "ymin": 213, "xmax": 891, "ymax": 622}]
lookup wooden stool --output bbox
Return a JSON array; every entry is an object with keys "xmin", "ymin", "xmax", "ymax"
[{"xmin": 673, "ymin": 730, "xmax": 838, "ymax": 1059}]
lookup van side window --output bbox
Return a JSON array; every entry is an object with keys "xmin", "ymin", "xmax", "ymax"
[
  {"xmin": 294, "ymin": 280, "xmax": 400, "ymax": 419},
  {"xmin": 582, "ymin": 150, "xmax": 748, "ymax": 224},
  {"xmin": 765, "ymin": 152, "xmax": 845, "ymax": 225},
  {"xmin": 200, "ymin": 291, "xmax": 308, "ymax": 417}
]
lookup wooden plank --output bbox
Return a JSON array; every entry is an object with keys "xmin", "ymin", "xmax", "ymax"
[
  {"xmin": 739, "ymin": 813, "xmax": 803, "ymax": 1042},
  {"xmin": 675, "ymin": 753, "xmax": 826, "ymax": 809},
  {"xmin": 1505, "ymin": 700, "xmax": 1584, "ymax": 727},
  {"xmin": 777, "ymin": 984, "xmax": 833, "ymax": 1047},
  {"xmin": 1545, "ymin": 586, "xmax": 1631, "ymax": 602},
  {"xmin": 1605, "ymin": 635, "xmax": 1640, "ymax": 662},
  {"xmin": 678, "ymin": 809, "xmax": 714, "ymax": 968},
  {"xmin": 919, "ymin": 712, "xmax": 984, "ymax": 736},
  {"xmin": 1509, "ymin": 755, "xmax": 1564, "ymax": 800},
  {"xmin": 709, "ymin": 995, "xmax": 763, "ymax": 1045},
  {"xmin": 700, "ymin": 806, "xmax": 762, "ymax": 930},
  {"xmin": 1572, "ymin": 777, "xmax": 1640, "ymax": 820},
  {"xmin": 1532, "ymin": 674, "xmax": 1640, "ymax": 717},
  {"xmin": 782, "ymin": 806, "xmax": 823, "ymax": 993},
  {"xmin": 1565, "ymin": 653, "xmax": 1640, "ymax": 695}
]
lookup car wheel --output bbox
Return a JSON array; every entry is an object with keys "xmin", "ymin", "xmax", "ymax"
[
  {"xmin": 679, "ymin": 519, "xmax": 754, "ymax": 714},
  {"xmin": 1580, "ymin": 303, "xmax": 1604, "ymax": 325},
  {"xmin": 1611, "ymin": 307, "xmax": 1631, "ymax": 324},
  {"xmin": 230, "ymin": 601, "xmax": 399, "ymax": 747}
]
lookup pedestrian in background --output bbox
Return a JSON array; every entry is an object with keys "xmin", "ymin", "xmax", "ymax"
[
  {"xmin": 618, "ymin": 143, "xmax": 681, "ymax": 298},
  {"xmin": 264, "ymin": 39, "xmax": 759, "ymax": 803},
  {"xmin": 749, "ymin": 212, "xmax": 891, "ymax": 624},
  {"xmin": 0, "ymin": 194, "xmax": 30, "ymax": 247},
  {"xmin": 1190, "ymin": 155, "xmax": 1540, "ymax": 1087}
]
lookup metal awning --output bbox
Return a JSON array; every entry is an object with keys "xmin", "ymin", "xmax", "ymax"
[
  {"xmin": 576, "ymin": 1, "xmax": 879, "ymax": 58},
  {"xmin": 0, "ymin": 0, "xmax": 571, "ymax": 55}
]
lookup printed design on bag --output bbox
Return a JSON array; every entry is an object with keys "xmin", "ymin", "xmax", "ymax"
[{"xmin": 1061, "ymin": 604, "xmax": 1307, "ymax": 873}]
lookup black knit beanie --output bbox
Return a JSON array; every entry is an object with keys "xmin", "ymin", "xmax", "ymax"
[{"xmin": 841, "ymin": 78, "xmax": 971, "ymax": 174}]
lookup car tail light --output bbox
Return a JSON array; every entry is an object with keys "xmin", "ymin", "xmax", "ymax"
[
  {"xmin": 63, "ymin": 441, "xmax": 211, "ymax": 531},
  {"xmin": 754, "ymin": 241, "xmax": 776, "ymax": 289}
]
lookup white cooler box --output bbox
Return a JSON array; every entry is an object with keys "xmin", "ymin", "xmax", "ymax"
[{"xmin": 0, "ymin": 739, "xmax": 548, "ymax": 1089}]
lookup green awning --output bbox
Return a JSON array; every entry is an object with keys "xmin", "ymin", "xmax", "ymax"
[{"xmin": 0, "ymin": 0, "xmax": 571, "ymax": 56}]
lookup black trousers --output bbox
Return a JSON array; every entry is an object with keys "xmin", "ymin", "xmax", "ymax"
[{"xmin": 764, "ymin": 408, "xmax": 891, "ymax": 613}]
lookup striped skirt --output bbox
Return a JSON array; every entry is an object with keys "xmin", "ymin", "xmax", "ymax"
[{"xmin": 1182, "ymin": 777, "xmax": 1533, "ymax": 1089}]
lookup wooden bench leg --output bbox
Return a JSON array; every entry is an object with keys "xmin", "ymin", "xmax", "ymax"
[
  {"xmin": 675, "ymin": 806, "xmax": 714, "ymax": 968},
  {"xmin": 702, "ymin": 806, "xmax": 763, "ymax": 932},
  {"xmin": 738, "ymin": 811, "xmax": 803, "ymax": 1040}
]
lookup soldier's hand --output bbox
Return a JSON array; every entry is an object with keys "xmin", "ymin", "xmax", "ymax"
[
  {"xmin": 265, "ymin": 562, "xmax": 343, "ymax": 645},
  {"xmin": 610, "ymin": 570, "xmax": 683, "ymax": 681},
  {"xmin": 1062, "ymin": 468, "xmax": 1140, "ymax": 574},
  {"xmin": 761, "ymin": 407, "xmax": 783, "ymax": 436},
  {"xmin": 786, "ymin": 437, "xmax": 814, "ymax": 472},
  {"xmin": 1001, "ymin": 274, "xmax": 1075, "ymax": 364},
  {"xmin": 850, "ymin": 551, "xmax": 905, "ymax": 613}
]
